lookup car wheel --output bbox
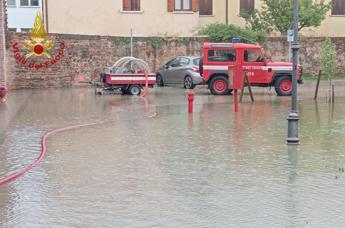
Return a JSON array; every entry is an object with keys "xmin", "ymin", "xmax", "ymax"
[
  {"xmin": 210, "ymin": 76, "xmax": 229, "ymax": 95},
  {"xmin": 184, "ymin": 76, "xmax": 195, "ymax": 89},
  {"xmin": 128, "ymin": 85, "xmax": 141, "ymax": 96},
  {"xmin": 156, "ymin": 74, "xmax": 164, "ymax": 87},
  {"xmin": 274, "ymin": 76, "xmax": 292, "ymax": 96}
]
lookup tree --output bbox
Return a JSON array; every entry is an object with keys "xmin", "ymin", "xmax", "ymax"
[
  {"xmin": 198, "ymin": 23, "xmax": 265, "ymax": 44},
  {"xmin": 241, "ymin": 0, "xmax": 331, "ymax": 34},
  {"xmin": 320, "ymin": 38, "xmax": 337, "ymax": 102}
]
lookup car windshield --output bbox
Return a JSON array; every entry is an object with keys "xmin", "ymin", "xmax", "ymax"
[{"xmin": 192, "ymin": 58, "xmax": 200, "ymax": 66}]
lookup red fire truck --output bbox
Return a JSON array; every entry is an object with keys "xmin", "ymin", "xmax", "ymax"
[{"xmin": 201, "ymin": 42, "xmax": 303, "ymax": 96}]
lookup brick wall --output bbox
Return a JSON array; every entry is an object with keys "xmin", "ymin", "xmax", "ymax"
[
  {"xmin": 264, "ymin": 37, "xmax": 345, "ymax": 74},
  {"xmin": 5, "ymin": 33, "xmax": 345, "ymax": 89},
  {"xmin": 6, "ymin": 33, "xmax": 204, "ymax": 89}
]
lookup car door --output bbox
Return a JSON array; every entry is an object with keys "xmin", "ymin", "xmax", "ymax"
[
  {"xmin": 167, "ymin": 57, "xmax": 190, "ymax": 83},
  {"xmin": 164, "ymin": 58, "xmax": 179, "ymax": 83}
]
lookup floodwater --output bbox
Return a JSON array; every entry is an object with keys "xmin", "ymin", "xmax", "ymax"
[{"xmin": 1, "ymin": 82, "xmax": 345, "ymax": 227}]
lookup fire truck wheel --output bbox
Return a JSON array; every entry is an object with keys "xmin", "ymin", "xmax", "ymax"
[
  {"xmin": 274, "ymin": 76, "xmax": 292, "ymax": 96},
  {"xmin": 210, "ymin": 76, "xmax": 229, "ymax": 95},
  {"xmin": 184, "ymin": 76, "xmax": 195, "ymax": 89},
  {"xmin": 156, "ymin": 74, "xmax": 164, "ymax": 87},
  {"xmin": 128, "ymin": 85, "xmax": 141, "ymax": 96}
]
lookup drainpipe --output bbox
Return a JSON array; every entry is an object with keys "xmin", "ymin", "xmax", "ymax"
[
  {"xmin": 225, "ymin": 0, "xmax": 228, "ymax": 24},
  {"xmin": 44, "ymin": 0, "xmax": 48, "ymax": 32}
]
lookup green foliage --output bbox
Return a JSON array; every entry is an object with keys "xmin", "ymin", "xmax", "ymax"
[
  {"xmin": 299, "ymin": 0, "xmax": 331, "ymax": 31},
  {"xmin": 241, "ymin": 0, "xmax": 331, "ymax": 34},
  {"xmin": 149, "ymin": 37, "xmax": 164, "ymax": 49},
  {"xmin": 180, "ymin": 38, "xmax": 192, "ymax": 47},
  {"xmin": 240, "ymin": 9, "xmax": 273, "ymax": 34},
  {"xmin": 198, "ymin": 23, "xmax": 266, "ymax": 44},
  {"xmin": 113, "ymin": 37, "xmax": 129, "ymax": 46},
  {"xmin": 320, "ymin": 38, "xmax": 337, "ymax": 79}
]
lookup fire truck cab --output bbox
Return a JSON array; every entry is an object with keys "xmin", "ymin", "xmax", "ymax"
[{"xmin": 201, "ymin": 42, "xmax": 303, "ymax": 96}]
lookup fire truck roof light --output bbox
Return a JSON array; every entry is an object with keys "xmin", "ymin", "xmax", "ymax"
[
  {"xmin": 211, "ymin": 44, "xmax": 234, "ymax": 48},
  {"xmin": 232, "ymin": 38, "xmax": 241, "ymax": 43}
]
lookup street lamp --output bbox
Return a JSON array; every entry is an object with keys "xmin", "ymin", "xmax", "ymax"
[{"xmin": 287, "ymin": 0, "xmax": 300, "ymax": 145}]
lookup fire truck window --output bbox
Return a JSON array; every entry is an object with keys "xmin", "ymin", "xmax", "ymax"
[
  {"xmin": 208, "ymin": 50, "xmax": 236, "ymax": 62},
  {"xmin": 244, "ymin": 50, "xmax": 263, "ymax": 62}
]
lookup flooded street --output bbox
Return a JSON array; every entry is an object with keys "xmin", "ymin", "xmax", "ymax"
[{"xmin": 1, "ymin": 82, "xmax": 345, "ymax": 227}]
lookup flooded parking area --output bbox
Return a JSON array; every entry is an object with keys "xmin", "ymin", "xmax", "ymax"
[{"xmin": 1, "ymin": 83, "xmax": 345, "ymax": 227}]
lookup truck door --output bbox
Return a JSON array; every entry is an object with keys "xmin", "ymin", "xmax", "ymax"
[{"xmin": 242, "ymin": 49, "xmax": 268, "ymax": 84}]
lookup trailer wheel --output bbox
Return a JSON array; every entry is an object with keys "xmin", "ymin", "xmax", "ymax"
[
  {"xmin": 210, "ymin": 76, "xmax": 229, "ymax": 95},
  {"xmin": 95, "ymin": 87, "xmax": 103, "ymax": 95},
  {"xmin": 128, "ymin": 85, "xmax": 141, "ymax": 96},
  {"xmin": 121, "ymin": 88, "xmax": 128, "ymax": 95},
  {"xmin": 275, "ymin": 76, "xmax": 292, "ymax": 96}
]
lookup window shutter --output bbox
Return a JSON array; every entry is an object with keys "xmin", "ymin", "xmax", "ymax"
[
  {"xmin": 133, "ymin": 0, "xmax": 140, "ymax": 11},
  {"xmin": 167, "ymin": 0, "xmax": 174, "ymax": 12},
  {"xmin": 192, "ymin": 0, "xmax": 199, "ymax": 12},
  {"xmin": 332, "ymin": 0, "xmax": 345, "ymax": 15},
  {"xmin": 240, "ymin": 0, "xmax": 254, "ymax": 14},
  {"xmin": 123, "ymin": 0, "xmax": 131, "ymax": 11},
  {"xmin": 200, "ymin": 0, "xmax": 213, "ymax": 15}
]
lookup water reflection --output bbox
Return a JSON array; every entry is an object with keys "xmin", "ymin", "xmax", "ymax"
[
  {"xmin": 1, "ymin": 87, "xmax": 345, "ymax": 227},
  {"xmin": 286, "ymin": 146, "xmax": 299, "ymax": 228}
]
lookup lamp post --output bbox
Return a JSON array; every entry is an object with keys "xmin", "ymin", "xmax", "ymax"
[{"xmin": 287, "ymin": 0, "xmax": 300, "ymax": 145}]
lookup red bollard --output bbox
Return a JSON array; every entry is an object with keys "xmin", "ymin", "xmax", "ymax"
[
  {"xmin": 0, "ymin": 85, "xmax": 8, "ymax": 102},
  {"xmin": 234, "ymin": 89, "xmax": 238, "ymax": 113},
  {"xmin": 188, "ymin": 90, "xmax": 194, "ymax": 113}
]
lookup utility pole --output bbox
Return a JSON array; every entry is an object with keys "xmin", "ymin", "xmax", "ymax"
[{"xmin": 287, "ymin": 0, "xmax": 300, "ymax": 145}]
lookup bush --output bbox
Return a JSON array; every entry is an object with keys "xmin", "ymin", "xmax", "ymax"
[
  {"xmin": 320, "ymin": 38, "xmax": 337, "ymax": 79},
  {"xmin": 198, "ymin": 23, "xmax": 266, "ymax": 44}
]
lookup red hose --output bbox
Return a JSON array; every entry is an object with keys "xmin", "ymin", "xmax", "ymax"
[
  {"xmin": 0, "ymin": 76, "xmax": 158, "ymax": 186},
  {"xmin": 139, "ymin": 71, "xmax": 157, "ymax": 118},
  {"xmin": 140, "ymin": 71, "xmax": 149, "ymax": 98},
  {"xmin": 0, "ymin": 123, "xmax": 98, "ymax": 186}
]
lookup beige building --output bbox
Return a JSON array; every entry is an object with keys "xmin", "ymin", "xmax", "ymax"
[{"xmin": 45, "ymin": 0, "xmax": 345, "ymax": 37}]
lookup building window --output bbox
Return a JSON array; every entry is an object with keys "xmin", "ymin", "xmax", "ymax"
[
  {"xmin": 7, "ymin": 0, "xmax": 16, "ymax": 7},
  {"xmin": 199, "ymin": 0, "xmax": 212, "ymax": 15},
  {"xmin": 21, "ymin": 28, "xmax": 31, "ymax": 32},
  {"xmin": 240, "ymin": 0, "xmax": 255, "ymax": 14},
  {"xmin": 123, "ymin": 0, "xmax": 140, "ymax": 11},
  {"xmin": 31, "ymin": 0, "xmax": 39, "ymax": 6},
  {"xmin": 332, "ymin": 0, "xmax": 345, "ymax": 15},
  {"xmin": 8, "ymin": 28, "xmax": 17, "ymax": 32},
  {"xmin": 174, "ymin": 0, "xmax": 191, "ymax": 11},
  {"xmin": 20, "ymin": 0, "xmax": 39, "ymax": 6},
  {"xmin": 20, "ymin": 0, "xmax": 28, "ymax": 6}
]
